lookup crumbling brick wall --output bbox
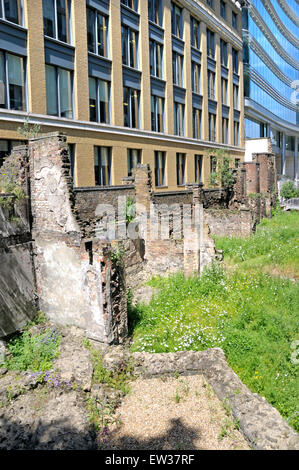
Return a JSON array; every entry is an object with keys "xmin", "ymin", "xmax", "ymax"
[{"xmin": 28, "ymin": 133, "xmax": 127, "ymax": 344}]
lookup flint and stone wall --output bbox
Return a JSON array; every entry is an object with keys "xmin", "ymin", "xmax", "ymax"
[{"xmin": 28, "ymin": 133, "xmax": 127, "ymax": 344}]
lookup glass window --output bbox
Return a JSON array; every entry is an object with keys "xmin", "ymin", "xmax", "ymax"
[
  {"xmin": 208, "ymin": 70, "xmax": 215, "ymax": 100},
  {"xmin": 176, "ymin": 153, "xmax": 186, "ymax": 186},
  {"xmin": 43, "ymin": 0, "xmax": 71, "ymax": 43},
  {"xmin": 286, "ymin": 136, "xmax": 295, "ymax": 152},
  {"xmin": 89, "ymin": 77, "xmax": 110, "ymax": 123},
  {"xmin": 210, "ymin": 156, "xmax": 217, "ymax": 183},
  {"xmin": 127, "ymin": 149, "xmax": 141, "ymax": 176},
  {"xmin": 0, "ymin": 139, "xmax": 25, "ymax": 167},
  {"xmin": 149, "ymin": 40, "xmax": 163, "ymax": 78},
  {"xmin": 222, "ymin": 118, "xmax": 229, "ymax": 144},
  {"xmin": 234, "ymin": 121, "xmax": 240, "ymax": 146},
  {"xmin": 220, "ymin": 1, "xmax": 226, "ymax": 20},
  {"xmin": 174, "ymin": 102, "xmax": 184, "ymax": 136},
  {"xmin": 195, "ymin": 154, "xmax": 203, "ymax": 184},
  {"xmin": 123, "ymin": 86, "xmax": 139, "ymax": 128},
  {"xmin": 207, "ymin": 29, "xmax": 215, "ymax": 59},
  {"xmin": 193, "ymin": 108, "xmax": 201, "ymax": 139},
  {"xmin": 148, "ymin": 0, "xmax": 161, "ymax": 26},
  {"xmin": 121, "ymin": 0, "xmax": 138, "ymax": 12},
  {"xmin": 151, "ymin": 95, "xmax": 164, "ymax": 133},
  {"xmin": 192, "ymin": 62, "xmax": 201, "ymax": 94},
  {"xmin": 172, "ymin": 51, "xmax": 183, "ymax": 87},
  {"xmin": 221, "ymin": 78, "xmax": 228, "ymax": 105},
  {"xmin": 207, "ymin": 0, "xmax": 213, "ymax": 8},
  {"xmin": 232, "ymin": 48, "xmax": 239, "ymax": 74},
  {"xmin": 171, "ymin": 3, "xmax": 182, "ymax": 38},
  {"xmin": 1, "ymin": 0, "xmax": 23, "ymax": 25},
  {"xmin": 87, "ymin": 8, "xmax": 108, "ymax": 57},
  {"xmin": 94, "ymin": 146, "xmax": 112, "ymax": 186},
  {"xmin": 190, "ymin": 17, "xmax": 200, "ymax": 50},
  {"xmin": 45, "ymin": 64, "xmax": 73, "ymax": 118},
  {"xmin": 233, "ymin": 84, "xmax": 239, "ymax": 109},
  {"xmin": 232, "ymin": 11, "xmax": 237, "ymax": 29},
  {"xmin": 0, "ymin": 51, "xmax": 26, "ymax": 111},
  {"xmin": 122, "ymin": 25, "xmax": 138, "ymax": 69},
  {"xmin": 209, "ymin": 113, "xmax": 216, "ymax": 141},
  {"xmin": 155, "ymin": 151, "xmax": 166, "ymax": 187},
  {"xmin": 220, "ymin": 39, "xmax": 228, "ymax": 67}
]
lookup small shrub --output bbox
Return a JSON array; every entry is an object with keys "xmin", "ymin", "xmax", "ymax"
[
  {"xmin": 5, "ymin": 327, "xmax": 61, "ymax": 372},
  {"xmin": 280, "ymin": 181, "xmax": 299, "ymax": 200}
]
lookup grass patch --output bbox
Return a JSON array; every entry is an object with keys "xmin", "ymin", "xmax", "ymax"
[
  {"xmin": 5, "ymin": 327, "xmax": 61, "ymax": 372},
  {"xmin": 130, "ymin": 211, "xmax": 299, "ymax": 432},
  {"xmin": 214, "ymin": 210, "xmax": 299, "ymax": 278}
]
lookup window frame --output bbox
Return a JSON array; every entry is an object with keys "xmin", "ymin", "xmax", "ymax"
[
  {"xmin": 171, "ymin": 2, "xmax": 183, "ymax": 39},
  {"xmin": 0, "ymin": 0, "xmax": 24, "ymax": 26},
  {"xmin": 220, "ymin": 1, "xmax": 226, "ymax": 20},
  {"xmin": 149, "ymin": 39, "xmax": 163, "ymax": 79},
  {"xmin": 148, "ymin": 0, "xmax": 162, "ymax": 26},
  {"xmin": 209, "ymin": 113, "xmax": 216, "ymax": 142},
  {"xmin": 89, "ymin": 76, "xmax": 110, "ymax": 124},
  {"xmin": 172, "ymin": 51, "xmax": 184, "ymax": 87},
  {"xmin": 127, "ymin": 148, "xmax": 141, "ymax": 176},
  {"xmin": 94, "ymin": 146, "xmax": 112, "ymax": 186},
  {"xmin": 86, "ymin": 7, "xmax": 109, "ymax": 58},
  {"xmin": 176, "ymin": 152, "xmax": 186, "ymax": 186},
  {"xmin": 207, "ymin": 29, "xmax": 215, "ymax": 59},
  {"xmin": 190, "ymin": 16, "xmax": 200, "ymax": 50},
  {"xmin": 151, "ymin": 94, "xmax": 165, "ymax": 133},
  {"xmin": 123, "ymin": 86, "xmax": 140, "ymax": 129},
  {"xmin": 194, "ymin": 154, "xmax": 203, "ymax": 184},
  {"xmin": 122, "ymin": 24, "xmax": 139, "ymax": 69},
  {"xmin": 0, "ymin": 50, "xmax": 27, "ymax": 112},
  {"xmin": 121, "ymin": 0, "xmax": 138, "ymax": 12},
  {"xmin": 155, "ymin": 150, "xmax": 166, "ymax": 187},
  {"xmin": 192, "ymin": 108, "xmax": 201, "ymax": 140},
  {"xmin": 45, "ymin": 63, "xmax": 73, "ymax": 118},
  {"xmin": 174, "ymin": 101, "xmax": 185, "ymax": 136},
  {"xmin": 191, "ymin": 61, "xmax": 201, "ymax": 94},
  {"xmin": 43, "ymin": 0, "xmax": 72, "ymax": 44}
]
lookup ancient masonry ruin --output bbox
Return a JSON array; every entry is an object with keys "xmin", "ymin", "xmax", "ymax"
[{"xmin": 0, "ymin": 133, "xmax": 277, "ymax": 344}]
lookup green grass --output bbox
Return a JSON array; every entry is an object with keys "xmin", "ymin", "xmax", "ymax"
[
  {"xmin": 5, "ymin": 327, "xmax": 61, "ymax": 372},
  {"xmin": 214, "ymin": 209, "xmax": 299, "ymax": 278},
  {"xmin": 129, "ymin": 211, "xmax": 299, "ymax": 432}
]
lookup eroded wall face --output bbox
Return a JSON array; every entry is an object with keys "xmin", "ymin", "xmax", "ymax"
[
  {"xmin": 28, "ymin": 133, "xmax": 127, "ymax": 344},
  {"xmin": 0, "ymin": 175, "xmax": 36, "ymax": 339}
]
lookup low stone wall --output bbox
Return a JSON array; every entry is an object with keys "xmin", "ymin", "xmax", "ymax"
[
  {"xmin": 103, "ymin": 347, "xmax": 299, "ymax": 451},
  {"xmin": 204, "ymin": 208, "xmax": 254, "ymax": 238}
]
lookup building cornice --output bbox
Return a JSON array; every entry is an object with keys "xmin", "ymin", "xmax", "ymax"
[
  {"xmin": 182, "ymin": 0, "xmax": 243, "ymax": 50},
  {"xmin": 0, "ymin": 110, "xmax": 245, "ymax": 153},
  {"xmin": 249, "ymin": 4, "xmax": 299, "ymax": 70}
]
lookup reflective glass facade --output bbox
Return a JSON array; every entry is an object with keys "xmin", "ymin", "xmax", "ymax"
[{"xmin": 243, "ymin": 0, "xmax": 299, "ymax": 132}]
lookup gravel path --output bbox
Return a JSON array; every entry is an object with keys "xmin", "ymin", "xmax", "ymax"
[{"xmin": 101, "ymin": 375, "xmax": 250, "ymax": 450}]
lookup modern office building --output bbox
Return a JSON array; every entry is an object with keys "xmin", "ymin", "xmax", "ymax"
[
  {"xmin": 242, "ymin": 0, "xmax": 299, "ymax": 183},
  {"xmin": 0, "ymin": 0, "xmax": 244, "ymax": 190}
]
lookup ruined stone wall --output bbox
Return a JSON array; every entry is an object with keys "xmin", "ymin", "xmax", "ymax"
[
  {"xmin": 204, "ymin": 208, "xmax": 254, "ymax": 239},
  {"xmin": 28, "ymin": 133, "xmax": 127, "ymax": 344},
  {"xmin": 0, "ymin": 194, "xmax": 36, "ymax": 339}
]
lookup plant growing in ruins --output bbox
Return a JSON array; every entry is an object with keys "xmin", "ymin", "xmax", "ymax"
[
  {"xmin": 280, "ymin": 181, "xmax": 299, "ymax": 200},
  {"xmin": 207, "ymin": 149, "xmax": 236, "ymax": 190},
  {"xmin": 17, "ymin": 116, "xmax": 41, "ymax": 139},
  {"xmin": 125, "ymin": 196, "xmax": 136, "ymax": 225}
]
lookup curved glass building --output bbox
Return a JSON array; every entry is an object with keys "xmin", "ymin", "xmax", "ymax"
[{"xmin": 242, "ymin": 0, "xmax": 299, "ymax": 182}]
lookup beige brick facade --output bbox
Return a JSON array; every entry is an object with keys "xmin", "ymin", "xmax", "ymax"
[{"xmin": 0, "ymin": 0, "xmax": 244, "ymax": 191}]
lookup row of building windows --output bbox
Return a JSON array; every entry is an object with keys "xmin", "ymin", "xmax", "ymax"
[
  {"xmin": 245, "ymin": 118, "xmax": 298, "ymax": 152},
  {"xmin": 93, "ymin": 146, "xmax": 241, "ymax": 187}
]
